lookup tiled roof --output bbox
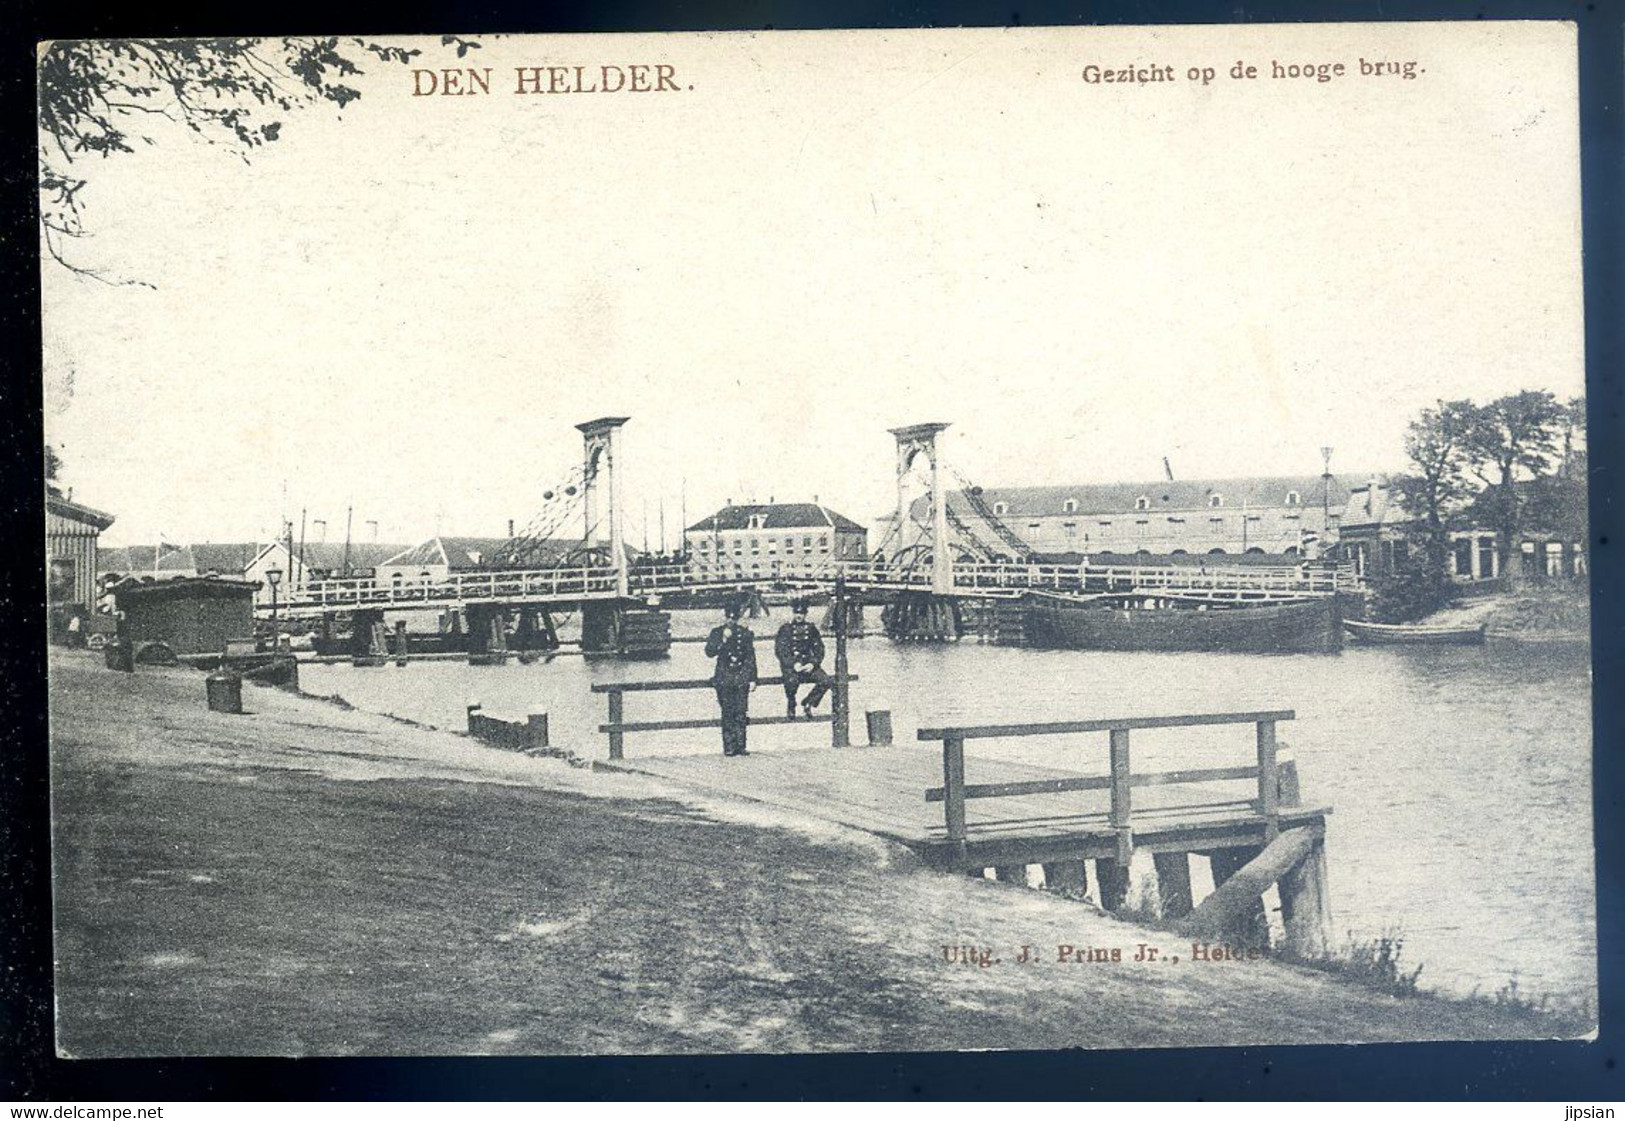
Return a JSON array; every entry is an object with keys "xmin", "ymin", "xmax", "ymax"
[
  {"xmin": 379, "ymin": 536, "xmax": 638, "ymax": 570},
  {"xmin": 290, "ymin": 542, "xmax": 409, "ymax": 571},
  {"xmin": 910, "ymin": 475, "xmax": 1368, "ymax": 520},
  {"xmin": 171, "ymin": 543, "xmax": 266, "ymax": 574},
  {"xmin": 686, "ymin": 503, "xmax": 867, "ymax": 534}
]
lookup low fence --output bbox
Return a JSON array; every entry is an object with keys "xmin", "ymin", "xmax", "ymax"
[
  {"xmin": 593, "ymin": 671, "xmax": 881, "ymax": 759},
  {"xmin": 464, "ymin": 703, "xmax": 551, "ymax": 753}
]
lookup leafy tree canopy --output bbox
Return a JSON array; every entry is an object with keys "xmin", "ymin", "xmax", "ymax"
[{"xmin": 36, "ymin": 37, "xmax": 470, "ymax": 283}]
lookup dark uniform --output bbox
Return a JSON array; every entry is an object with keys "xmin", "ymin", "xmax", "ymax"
[
  {"xmin": 775, "ymin": 614, "xmax": 831, "ymax": 717},
  {"xmin": 705, "ymin": 617, "xmax": 758, "ymax": 756}
]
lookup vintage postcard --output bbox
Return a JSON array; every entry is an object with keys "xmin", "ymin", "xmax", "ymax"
[{"xmin": 40, "ymin": 22, "xmax": 1593, "ymax": 1057}]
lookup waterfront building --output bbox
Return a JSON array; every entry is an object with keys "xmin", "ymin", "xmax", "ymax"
[
  {"xmin": 891, "ymin": 475, "xmax": 1359, "ymax": 561},
  {"xmin": 1338, "ymin": 478, "xmax": 1583, "ymax": 583},
  {"xmin": 685, "ymin": 502, "xmax": 868, "ymax": 579},
  {"xmin": 47, "ymin": 489, "xmax": 115, "ymax": 635}
]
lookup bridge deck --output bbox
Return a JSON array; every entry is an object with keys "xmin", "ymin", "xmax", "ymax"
[{"xmin": 598, "ymin": 746, "xmax": 1329, "ymax": 871}]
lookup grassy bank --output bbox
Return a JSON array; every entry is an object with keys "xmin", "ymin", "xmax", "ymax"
[
  {"xmin": 1420, "ymin": 582, "xmax": 1590, "ymax": 637},
  {"xmin": 48, "ymin": 652, "xmax": 1589, "ymax": 1056}
]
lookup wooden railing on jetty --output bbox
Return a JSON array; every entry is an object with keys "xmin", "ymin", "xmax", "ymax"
[
  {"xmin": 918, "ymin": 710, "xmax": 1293, "ymax": 859},
  {"xmin": 916, "ymin": 709, "xmax": 1332, "ymax": 952},
  {"xmin": 592, "ymin": 671, "xmax": 861, "ymax": 759}
]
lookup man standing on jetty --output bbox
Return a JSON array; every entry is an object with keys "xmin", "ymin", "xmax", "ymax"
[
  {"xmin": 775, "ymin": 598, "xmax": 832, "ymax": 719},
  {"xmin": 705, "ymin": 598, "xmax": 758, "ymax": 757}
]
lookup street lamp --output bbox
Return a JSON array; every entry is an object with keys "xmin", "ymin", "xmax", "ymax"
[{"xmin": 266, "ymin": 564, "xmax": 283, "ymax": 652}]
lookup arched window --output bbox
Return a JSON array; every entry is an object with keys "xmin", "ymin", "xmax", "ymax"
[
  {"xmin": 1063, "ymin": 499, "xmax": 1078, "ymax": 514},
  {"xmin": 1208, "ymin": 547, "xmax": 1227, "ymax": 555},
  {"xmin": 1135, "ymin": 496, "xmax": 1150, "ymax": 511},
  {"xmin": 1171, "ymin": 549, "xmax": 1188, "ymax": 555},
  {"xmin": 993, "ymin": 502, "xmax": 1008, "ymax": 516},
  {"xmin": 390, "ymin": 571, "xmax": 404, "ymax": 587},
  {"xmin": 1208, "ymin": 494, "xmax": 1224, "ymax": 508},
  {"xmin": 1245, "ymin": 547, "xmax": 1266, "ymax": 555},
  {"xmin": 1286, "ymin": 490, "xmax": 1301, "ymax": 506},
  {"xmin": 1283, "ymin": 546, "xmax": 1300, "ymax": 557}
]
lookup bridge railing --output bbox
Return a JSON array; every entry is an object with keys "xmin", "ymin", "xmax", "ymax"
[
  {"xmin": 278, "ymin": 565, "xmax": 625, "ymax": 609},
  {"xmin": 266, "ymin": 555, "xmax": 1360, "ymax": 613},
  {"xmin": 916, "ymin": 709, "xmax": 1296, "ymax": 859}
]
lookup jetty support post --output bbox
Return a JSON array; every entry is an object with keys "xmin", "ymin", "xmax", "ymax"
[
  {"xmin": 1256, "ymin": 717, "xmax": 1280, "ymax": 842},
  {"xmin": 526, "ymin": 708, "xmax": 550, "ymax": 752},
  {"xmin": 466, "ymin": 700, "xmax": 482, "ymax": 735},
  {"xmin": 865, "ymin": 709, "xmax": 893, "ymax": 746},
  {"xmin": 393, "ymin": 620, "xmax": 409, "ymax": 667},
  {"xmin": 1278, "ymin": 835, "xmax": 1332, "ymax": 957},
  {"xmin": 941, "ymin": 733, "xmax": 967, "ymax": 845},
  {"xmin": 1042, "ymin": 859, "xmax": 1089, "ymax": 899},
  {"xmin": 832, "ymin": 574, "xmax": 851, "ymax": 747},
  {"xmin": 1178, "ymin": 828, "xmax": 1320, "ymax": 951},
  {"xmin": 607, "ymin": 688, "xmax": 625, "ymax": 761},
  {"xmin": 1095, "ymin": 858, "xmax": 1131, "ymax": 912},
  {"xmin": 1153, "ymin": 852, "xmax": 1195, "ymax": 920},
  {"xmin": 1109, "ymin": 727, "xmax": 1133, "ymax": 865},
  {"xmin": 1206, "ymin": 845, "xmax": 1269, "ymax": 948},
  {"xmin": 993, "ymin": 864, "xmax": 1030, "ymax": 886}
]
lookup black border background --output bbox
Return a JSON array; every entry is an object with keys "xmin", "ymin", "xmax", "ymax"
[{"xmin": 3, "ymin": 0, "xmax": 1620, "ymax": 1100}]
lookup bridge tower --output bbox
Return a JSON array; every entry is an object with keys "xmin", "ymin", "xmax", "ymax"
[
  {"xmin": 890, "ymin": 422, "xmax": 954, "ymax": 595},
  {"xmin": 577, "ymin": 417, "xmax": 631, "ymax": 598}
]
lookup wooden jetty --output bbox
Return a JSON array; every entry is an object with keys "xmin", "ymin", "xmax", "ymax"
[{"xmin": 599, "ymin": 707, "xmax": 1334, "ymax": 952}]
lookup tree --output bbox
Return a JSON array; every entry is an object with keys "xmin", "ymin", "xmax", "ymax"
[
  {"xmin": 1462, "ymin": 389, "xmax": 1567, "ymax": 582},
  {"xmin": 1391, "ymin": 398, "xmax": 1476, "ymax": 587},
  {"xmin": 1559, "ymin": 394, "xmax": 1588, "ymax": 481},
  {"xmin": 36, "ymin": 37, "xmax": 473, "ymax": 283}
]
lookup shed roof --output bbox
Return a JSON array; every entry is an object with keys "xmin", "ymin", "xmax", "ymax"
[
  {"xmin": 111, "ymin": 575, "xmax": 258, "ymax": 602},
  {"xmin": 46, "ymin": 491, "xmax": 115, "ymax": 531}
]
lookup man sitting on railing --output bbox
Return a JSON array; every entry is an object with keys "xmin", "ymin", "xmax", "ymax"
[
  {"xmin": 705, "ymin": 598, "xmax": 759, "ymax": 757},
  {"xmin": 775, "ymin": 598, "xmax": 832, "ymax": 719}
]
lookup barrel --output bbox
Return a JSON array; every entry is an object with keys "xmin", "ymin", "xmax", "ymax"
[{"xmin": 205, "ymin": 670, "xmax": 243, "ymax": 714}]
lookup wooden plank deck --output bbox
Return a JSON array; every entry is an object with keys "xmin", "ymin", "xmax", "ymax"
[{"xmin": 599, "ymin": 746, "xmax": 1329, "ymax": 870}]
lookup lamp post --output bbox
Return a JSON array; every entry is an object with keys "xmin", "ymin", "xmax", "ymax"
[{"xmin": 266, "ymin": 564, "xmax": 283, "ymax": 652}]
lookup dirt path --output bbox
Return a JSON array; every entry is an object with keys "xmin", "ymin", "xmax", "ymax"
[{"xmin": 48, "ymin": 653, "xmax": 1579, "ymax": 1057}]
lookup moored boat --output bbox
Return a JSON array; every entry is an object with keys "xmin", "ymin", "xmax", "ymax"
[
  {"xmin": 1343, "ymin": 619, "xmax": 1487, "ymax": 646},
  {"xmin": 1024, "ymin": 593, "xmax": 1342, "ymax": 654}
]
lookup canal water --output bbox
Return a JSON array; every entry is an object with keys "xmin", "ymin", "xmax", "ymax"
[{"xmin": 302, "ymin": 609, "xmax": 1596, "ymax": 1010}]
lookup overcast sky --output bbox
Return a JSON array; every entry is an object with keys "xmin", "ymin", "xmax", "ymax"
[{"xmin": 41, "ymin": 23, "xmax": 1583, "ymax": 548}]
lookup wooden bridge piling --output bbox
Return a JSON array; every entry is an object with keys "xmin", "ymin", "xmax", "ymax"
[
  {"xmin": 865, "ymin": 710, "xmax": 894, "ymax": 746},
  {"xmin": 1095, "ymin": 857, "xmax": 1132, "ymax": 912},
  {"xmin": 1041, "ymin": 860, "xmax": 1089, "ymax": 899},
  {"xmin": 1153, "ymin": 852, "xmax": 1195, "ymax": 920},
  {"xmin": 1207, "ymin": 846, "xmax": 1270, "ymax": 948}
]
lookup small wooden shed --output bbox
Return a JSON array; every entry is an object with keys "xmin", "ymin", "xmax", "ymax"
[{"xmin": 112, "ymin": 576, "xmax": 258, "ymax": 658}]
